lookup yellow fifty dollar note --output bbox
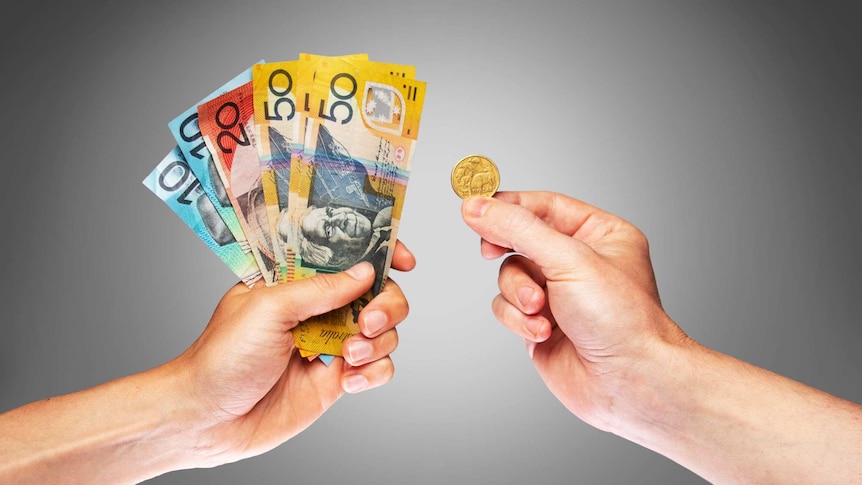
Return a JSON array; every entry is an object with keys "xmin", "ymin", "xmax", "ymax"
[
  {"xmin": 284, "ymin": 56, "xmax": 426, "ymax": 356},
  {"xmin": 253, "ymin": 59, "xmax": 302, "ymax": 284},
  {"xmin": 253, "ymin": 54, "xmax": 372, "ymax": 284}
]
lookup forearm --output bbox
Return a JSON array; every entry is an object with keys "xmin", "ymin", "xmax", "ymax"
[
  {"xmin": 618, "ymin": 337, "xmax": 862, "ymax": 484},
  {"xmin": 0, "ymin": 361, "xmax": 210, "ymax": 484}
]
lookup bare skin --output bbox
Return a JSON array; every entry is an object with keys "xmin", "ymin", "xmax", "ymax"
[
  {"xmin": 461, "ymin": 191, "xmax": 862, "ymax": 484},
  {"xmin": 0, "ymin": 242, "xmax": 416, "ymax": 484}
]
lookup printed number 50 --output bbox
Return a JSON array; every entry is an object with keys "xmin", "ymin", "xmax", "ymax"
[{"xmin": 319, "ymin": 73, "xmax": 357, "ymax": 125}]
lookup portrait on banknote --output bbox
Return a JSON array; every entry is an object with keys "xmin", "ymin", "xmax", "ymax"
[
  {"xmin": 206, "ymin": 155, "xmax": 232, "ymax": 209},
  {"xmin": 196, "ymin": 187, "xmax": 234, "ymax": 246},
  {"xmin": 279, "ymin": 125, "xmax": 394, "ymax": 290},
  {"xmin": 291, "ymin": 204, "xmax": 391, "ymax": 269}
]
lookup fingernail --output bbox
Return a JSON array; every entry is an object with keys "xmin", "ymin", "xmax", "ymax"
[
  {"xmin": 464, "ymin": 197, "xmax": 490, "ymax": 218},
  {"xmin": 517, "ymin": 287, "xmax": 536, "ymax": 311},
  {"xmin": 346, "ymin": 262, "xmax": 374, "ymax": 280},
  {"xmin": 342, "ymin": 374, "xmax": 369, "ymax": 393},
  {"xmin": 362, "ymin": 310, "xmax": 387, "ymax": 336},
  {"xmin": 525, "ymin": 317, "xmax": 545, "ymax": 341},
  {"xmin": 346, "ymin": 340, "xmax": 373, "ymax": 363}
]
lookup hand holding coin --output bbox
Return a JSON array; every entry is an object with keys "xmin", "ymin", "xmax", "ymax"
[{"xmin": 451, "ymin": 155, "xmax": 500, "ymax": 198}]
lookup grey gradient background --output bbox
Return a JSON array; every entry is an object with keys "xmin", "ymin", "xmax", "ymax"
[{"xmin": 2, "ymin": 1, "xmax": 861, "ymax": 484}]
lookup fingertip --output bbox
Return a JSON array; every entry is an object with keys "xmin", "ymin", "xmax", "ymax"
[
  {"xmin": 342, "ymin": 374, "xmax": 369, "ymax": 393},
  {"xmin": 462, "ymin": 196, "xmax": 491, "ymax": 219},
  {"xmin": 342, "ymin": 358, "xmax": 395, "ymax": 393},
  {"xmin": 360, "ymin": 310, "xmax": 388, "ymax": 337},
  {"xmin": 480, "ymin": 239, "xmax": 509, "ymax": 259},
  {"xmin": 392, "ymin": 241, "xmax": 417, "ymax": 271},
  {"xmin": 525, "ymin": 317, "xmax": 552, "ymax": 342},
  {"xmin": 464, "ymin": 198, "xmax": 516, "ymax": 257},
  {"xmin": 344, "ymin": 339, "xmax": 373, "ymax": 366},
  {"xmin": 345, "ymin": 261, "xmax": 374, "ymax": 280}
]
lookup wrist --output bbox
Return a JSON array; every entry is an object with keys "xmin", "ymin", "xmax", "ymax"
[
  {"xmin": 606, "ymin": 324, "xmax": 862, "ymax": 484},
  {"xmin": 148, "ymin": 355, "xmax": 233, "ymax": 470},
  {"xmin": 93, "ymin": 360, "xmax": 218, "ymax": 480},
  {"xmin": 598, "ymin": 317, "xmax": 705, "ymax": 450}
]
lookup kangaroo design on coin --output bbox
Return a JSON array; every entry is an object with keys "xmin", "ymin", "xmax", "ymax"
[{"xmin": 451, "ymin": 155, "xmax": 500, "ymax": 198}]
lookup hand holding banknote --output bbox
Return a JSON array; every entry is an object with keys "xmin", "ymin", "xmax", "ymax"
[
  {"xmin": 147, "ymin": 54, "xmax": 426, "ymax": 359},
  {"xmin": 0, "ymin": 243, "xmax": 415, "ymax": 483},
  {"xmin": 171, "ymin": 241, "xmax": 415, "ymax": 464}
]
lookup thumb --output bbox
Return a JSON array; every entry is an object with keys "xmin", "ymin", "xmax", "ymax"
[
  {"xmin": 461, "ymin": 196, "xmax": 590, "ymax": 278},
  {"xmin": 256, "ymin": 262, "xmax": 376, "ymax": 324}
]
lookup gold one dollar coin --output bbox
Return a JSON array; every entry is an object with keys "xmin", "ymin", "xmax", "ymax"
[{"xmin": 451, "ymin": 155, "xmax": 500, "ymax": 199}]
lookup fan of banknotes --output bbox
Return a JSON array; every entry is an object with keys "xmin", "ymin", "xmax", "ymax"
[{"xmin": 143, "ymin": 53, "xmax": 426, "ymax": 364}]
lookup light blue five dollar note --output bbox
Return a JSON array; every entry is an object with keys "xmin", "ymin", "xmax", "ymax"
[{"xmin": 144, "ymin": 147, "xmax": 261, "ymax": 286}]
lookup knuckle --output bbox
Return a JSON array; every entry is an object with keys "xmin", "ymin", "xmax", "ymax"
[
  {"xmin": 309, "ymin": 273, "xmax": 340, "ymax": 294},
  {"xmin": 629, "ymin": 226, "xmax": 650, "ymax": 252},
  {"xmin": 507, "ymin": 206, "xmax": 540, "ymax": 234}
]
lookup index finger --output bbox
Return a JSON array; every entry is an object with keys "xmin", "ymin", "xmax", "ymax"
[
  {"xmin": 390, "ymin": 240, "xmax": 416, "ymax": 272},
  {"xmin": 491, "ymin": 191, "xmax": 626, "ymax": 245},
  {"xmin": 470, "ymin": 191, "xmax": 611, "ymax": 259},
  {"xmin": 460, "ymin": 192, "xmax": 599, "ymax": 277}
]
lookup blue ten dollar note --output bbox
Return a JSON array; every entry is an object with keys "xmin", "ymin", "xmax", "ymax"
[
  {"xmin": 144, "ymin": 147, "xmax": 261, "ymax": 287},
  {"xmin": 167, "ymin": 62, "xmax": 263, "ymax": 254}
]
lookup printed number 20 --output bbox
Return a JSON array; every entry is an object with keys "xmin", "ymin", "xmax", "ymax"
[{"xmin": 215, "ymin": 102, "xmax": 250, "ymax": 154}]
